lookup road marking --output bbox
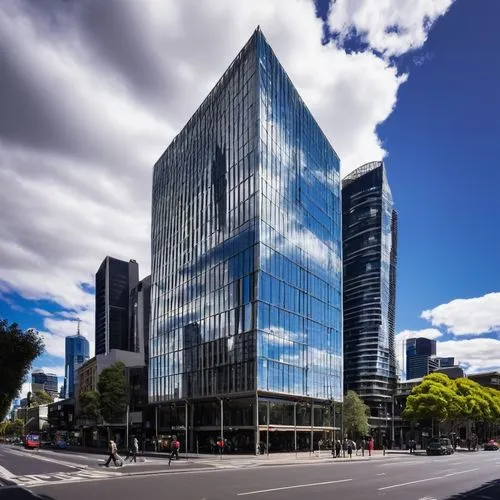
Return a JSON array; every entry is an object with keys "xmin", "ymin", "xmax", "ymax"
[
  {"xmin": 3, "ymin": 447, "xmax": 85, "ymax": 469},
  {"xmin": 376, "ymin": 473, "xmax": 386, "ymax": 476},
  {"xmin": 237, "ymin": 478, "xmax": 353, "ymax": 496},
  {"xmin": 444, "ymin": 468, "xmax": 479, "ymax": 477},
  {"xmin": 378, "ymin": 468, "xmax": 479, "ymax": 491},
  {"xmin": 0, "ymin": 464, "xmax": 14, "ymax": 479},
  {"xmin": 449, "ymin": 461, "xmax": 464, "ymax": 464},
  {"xmin": 377, "ymin": 460, "xmax": 421, "ymax": 467}
]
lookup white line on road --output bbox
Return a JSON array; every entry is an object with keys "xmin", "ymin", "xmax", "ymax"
[
  {"xmin": 2, "ymin": 447, "xmax": 85, "ymax": 469},
  {"xmin": 376, "ymin": 473, "xmax": 386, "ymax": 476},
  {"xmin": 449, "ymin": 461, "xmax": 465, "ymax": 465},
  {"xmin": 444, "ymin": 468, "xmax": 479, "ymax": 477},
  {"xmin": 237, "ymin": 478, "xmax": 353, "ymax": 496},
  {"xmin": 0, "ymin": 464, "xmax": 14, "ymax": 479},
  {"xmin": 378, "ymin": 468, "xmax": 479, "ymax": 491}
]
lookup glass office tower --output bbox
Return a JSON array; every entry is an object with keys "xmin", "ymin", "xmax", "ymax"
[
  {"xmin": 95, "ymin": 256, "xmax": 139, "ymax": 355},
  {"xmin": 151, "ymin": 29, "xmax": 342, "ymax": 452},
  {"xmin": 406, "ymin": 337, "xmax": 437, "ymax": 379},
  {"xmin": 342, "ymin": 161, "xmax": 398, "ymax": 429},
  {"xmin": 64, "ymin": 324, "xmax": 90, "ymax": 398}
]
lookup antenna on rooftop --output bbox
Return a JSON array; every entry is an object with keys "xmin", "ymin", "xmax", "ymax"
[{"xmin": 77, "ymin": 318, "xmax": 81, "ymax": 336}]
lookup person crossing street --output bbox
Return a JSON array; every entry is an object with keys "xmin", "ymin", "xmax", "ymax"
[{"xmin": 168, "ymin": 436, "xmax": 180, "ymax": 466}]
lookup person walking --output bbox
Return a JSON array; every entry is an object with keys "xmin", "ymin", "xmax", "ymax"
[
  {"xmin": 105, "ymin": 440, "xmax": 122, "ymax": 467},
  {"xmin": 335, "ymin": 440, "xmax": 341, "ymax": 458},
  {"xmin": 125, "ymin": 437, "xmax": 139, "ymax": 463},
  {"xmin": 168, "ymin": 436, "xmax": 180, "ymax": 466},
  {"xmin": 347, "ymin": 440, "xmax": 353, "ymax": 459},
  {"xmin": 361, "ymin": 438, "xmax": 366, "ymax": 457},
  {"xmin": 368, "ymin": 437, "xmax": 374, "ymax": 457}
]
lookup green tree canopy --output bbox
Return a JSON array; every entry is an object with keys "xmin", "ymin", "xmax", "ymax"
[
  {"xmin": 97, "ymin": 362, "xmax": 127, "ymax": 423},
  {"xmin": 0, "ymin": 320, "xmax": 45, "ymax": 420},
  {"xmin": 403, "ymin": 373, "xmax": 500, "ymax": 425},
  {"xmin": 343, "ymin": 390, "xmax": 369, "ymax": 438},
  {"xmin": 79, "ymin": 391, "xmax": 100, "ymax": 420},
  {"xmin": 403, "ymin": 373, "xmax": 462, "ymax": 422},
  {"xmin": 31, "ymin": 390, "xmax": 53, "ymax": 407}
]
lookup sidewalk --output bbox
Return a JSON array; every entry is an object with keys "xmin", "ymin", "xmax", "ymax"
[{"xmin": 65, "ymin": 446, "xmax": 408, "ymax": 467}]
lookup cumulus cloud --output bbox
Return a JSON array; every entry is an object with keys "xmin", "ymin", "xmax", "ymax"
[
  {"xmin": 438, "ymin": 338, "xmax": 500, "ymax": 374},
  {"xmin": 395, "ymin": 328, "xmax": 443, "ymax": 377},
  {"xmin": 421, "ymin": 292, "xmax": 500, "ymax": 335},
  {"xmin": 0, "ymin": 0, "xmax": 455, "ymax": 358},
  {"xmin": 329, "ymin": 0, "xmax": 454, "ymax": 57}
]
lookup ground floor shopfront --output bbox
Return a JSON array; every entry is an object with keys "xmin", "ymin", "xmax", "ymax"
[{"xmin": 151, "ymin": 393, "xmax": 340, "ymax": 454}]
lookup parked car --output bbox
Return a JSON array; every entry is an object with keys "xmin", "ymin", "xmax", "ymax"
[
  {"xmin": 427, "ymin": 437, "xmax": 454, "ymax": 455},
  {"xmin": 484, "ymin": 440, "xmax": 499, "ymax": 451},
  {"xmin": 24, "ymin": 434, "xmax": 40, "ymax": 449}
]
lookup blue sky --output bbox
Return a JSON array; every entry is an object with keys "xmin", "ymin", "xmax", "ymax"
[{"xmin": 0, "ymin": 0, "xmax": 499, "ymax": 398}]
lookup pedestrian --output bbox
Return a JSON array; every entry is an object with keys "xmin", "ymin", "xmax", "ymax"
[
  {"xmin": 217, "ymin": 437, "xmax": 225, "ymax": 455},
  {"xmin": 125, "ymin": 437, "xmax": 139, "ymax": 463},
  {"xmin": 168, "ymin": 436, "xmax": 180, "ymax": 466},
  {"xmin": 105, "ymin": 440, "xmax": 122, "ymax": 467},
  {"xmin": 335, "ymin": 440, "xmax": 341, "ymax": 458},
  {"xmin": 368, "ymin": 437, "xmax": 374, "ymax": 457},
  {"xmin": 361, "ymin": 438, "xmax": 366, "ymax": 457},
  {"xmin": 342, "ymin": 438, "xmax": 347, "ymax": 458},
  {"xmin": 347, "ymin": 440, "xmax": 353, "ymax": 459}
]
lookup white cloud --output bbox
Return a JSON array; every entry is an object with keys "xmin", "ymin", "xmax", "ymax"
[
  {"xmin": 395, "ymin": 328, "xmax": 443, "ymax": 377},
  {"xmin": 421, "ymin": 292, "xmax": 500, "ymax": 335},
  {"xmin": 329, "ymin": 0, "xmax": 454, "ymax": 57},
  {"xmin": 0, "ymin": 0, "xmax": 454, "ymax": 358},
  {"xmin": 33, "ymin": 308, "xmax": 53, "ymax": 317},
  {"xmin": 438, "ymin": 338, "xmax": 500, "ymax": 374}
]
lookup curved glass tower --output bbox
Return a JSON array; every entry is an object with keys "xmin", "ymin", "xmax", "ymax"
[
  {"xmin": 342, "ymin": 161, "xmax": 397, "ymax": 420},
  {"xmin": 150, "ymin": 28, "xmax": 342, "ymax": 452}
]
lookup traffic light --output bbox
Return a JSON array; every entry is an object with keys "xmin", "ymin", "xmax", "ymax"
[{"xmin": 27, "ymin": 391, "xmax": 32, "ymax": 408}]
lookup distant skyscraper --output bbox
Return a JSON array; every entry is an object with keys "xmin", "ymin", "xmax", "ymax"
[
  {"xmin": 150, "ymin": 28, "xmax": 342, "ymax": 451},
  {"xmin": 406, "ymin": 337, "xmax": 437, "ymax": 379},
  {"xmin": 95, "ymin": 256, "xmax": 139, "ymax": 355},
  {"xmin": 434, "ymin": 356, "xmax": 455, "ymax": 368},
  {"xmin": 63, "ymin": 320, "xmax": 90, "ymax": 399},
  {"xmin": 342, "ymin": 161, "xmax": 398, "ymax": 419},
  {"xmin": 31, "ymin": 369, "xmax": 58, "ymax": 398},
  {"xmin": 129, "ymin": 275, "xmax": 151, "ymax": 362}
]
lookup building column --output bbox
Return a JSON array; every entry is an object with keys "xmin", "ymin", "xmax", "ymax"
[{"xmin": 255, "ymin": 394, "xmax": 260, "ymax": 456}]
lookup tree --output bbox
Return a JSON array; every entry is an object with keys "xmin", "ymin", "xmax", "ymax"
[
  {"xmin": 79, "ymin": 391, "xmax": 100, "ymax": 420},
  {"xmin": 31, "ymin": 390, "xmax": 53, "ymax": 407},
  {"xmin": 0, "ymin": 320, "xmax": 45, "ymax": 420},
  {"xmin": 97, "ymin": 362, "xmax": 127, "ymax": 423},
  {"xmin": 343, "ymin": 390, "xmax": 369, "ymax": 438},
  {"xmin": 403, "ymin": 373, "xmax": 462, "ymax": 433}
]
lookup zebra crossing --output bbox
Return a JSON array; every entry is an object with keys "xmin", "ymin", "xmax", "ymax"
[{"xmin": 7, "ymin": 468, "xmax": 118, "ymax": 487}]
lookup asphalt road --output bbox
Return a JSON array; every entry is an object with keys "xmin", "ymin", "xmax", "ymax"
[{"xmin": 1, "ymin": 446, "xmax": 499, "ymax": 500}]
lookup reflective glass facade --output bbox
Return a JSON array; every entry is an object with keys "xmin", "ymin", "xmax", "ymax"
[
  {"xmin": 406, "ymin": 337, "xmax": 437, "ymax": 379},
  {"xmin": 64, "ymin": 332, "xmax": 90, "ymax": 398},
  {"xmin": 95, "ymin": 256, "xmax": 139, "ymax": 355},
  {"xmin": 150, "ymin": 29, "xmax": 342, "ymax": 412},
  {"xmin": 342, "ymin": 161, "xmax": 397, "ymax": 415}
]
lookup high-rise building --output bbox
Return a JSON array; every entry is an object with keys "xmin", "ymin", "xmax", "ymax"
[
  {"xmin": 434, "ymin": 356, "xmax": 455, "ymax": 369},
  {"xmin": 95, "ymin": 256, "xmax": 139, "ymax": 355},
  {"xmin": 150, "ymin": 28, "xmax": 342, "ymax": 452},
  {"xmin": 342, "ymin": 161, "xmax": 398, "ymax": 420},
  {"xmin": 129, "ymin": 275, "xmax": 151, "ymax": 362},
  {"xmin": 406, "ymin": 337, "xmax": 437, "ymax": 379},
  {"xmin": 31, "ymin": 369, "xmax": 58, "ymax": 398},
  {"xmin": 63, "ymin": 320, "xmax": 90, "ymax": 399}
]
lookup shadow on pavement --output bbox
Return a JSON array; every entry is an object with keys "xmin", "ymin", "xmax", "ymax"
[
  {"xmin": 0, "ymin": 486, "xmax": 55, "ymax": 499},
  {"xmin": 443, "ymin": 479, "xmax": 500, "ymax": 499}
]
